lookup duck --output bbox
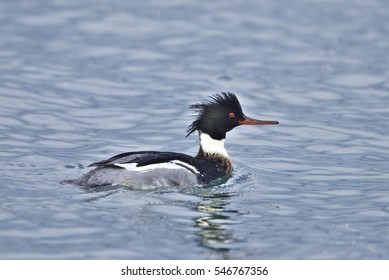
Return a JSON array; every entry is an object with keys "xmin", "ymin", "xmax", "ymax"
[{"xmin": 70, "ymin": 92, "xmax": 279, "ymax": 188}]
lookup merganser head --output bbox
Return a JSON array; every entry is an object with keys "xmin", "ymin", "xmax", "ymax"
[{"xmin": 186, "ymin": 92, "xmax": 279, "ymax": 140}]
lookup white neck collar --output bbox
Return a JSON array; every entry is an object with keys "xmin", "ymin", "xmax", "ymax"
[{"xmin": 199, "ymin": 133, "xmax": 229, "ymax": 158}]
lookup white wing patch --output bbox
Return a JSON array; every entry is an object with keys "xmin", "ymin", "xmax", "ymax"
[
  {"xmin": 170, "ymin": 160, "xmax": 200, "ymax": 174},
  {"xmin": 114, "ymin": 160, "xmax": 200, "ymax": 174}
]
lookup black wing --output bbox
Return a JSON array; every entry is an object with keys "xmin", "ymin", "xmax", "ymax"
[
  {"xmin": 89, "ymin": 151, "xmax": 198, "ymax": 172},
  {"xmin": 88, "ymin": 151, "xmax": 228, "ymax": 184},
  {"xmin": 89, "ymin": 151, "xmax": 163, "ymax": 167}
]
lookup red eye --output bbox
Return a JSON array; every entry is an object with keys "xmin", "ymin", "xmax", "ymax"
[{"xmin": 229, "ymin": 112, "xmax": 235, "ymax": 118}]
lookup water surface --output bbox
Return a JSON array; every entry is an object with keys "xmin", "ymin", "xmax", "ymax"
[{"xmin": 1, "ymin": 0, "xmax": 389, "ymax": 259}]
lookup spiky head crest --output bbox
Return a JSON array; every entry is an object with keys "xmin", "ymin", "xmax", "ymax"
[{"xmin": 186, "ymin": 92, "xmax": 244, "ymax": 140}]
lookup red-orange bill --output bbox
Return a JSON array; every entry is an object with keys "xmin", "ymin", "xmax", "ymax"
[{"xmin": 238, "ymin": 115, "xmax": 279, "ymax": 125}]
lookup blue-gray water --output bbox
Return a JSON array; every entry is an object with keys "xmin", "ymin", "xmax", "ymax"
[{"xmin": 1, "ymin": 0, "xmax": 389, "ymax": 259}]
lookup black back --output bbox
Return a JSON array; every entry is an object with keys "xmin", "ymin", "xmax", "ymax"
[{"xmin": 89, "ymin": 151, "xmax": 228, "ymax": 185}]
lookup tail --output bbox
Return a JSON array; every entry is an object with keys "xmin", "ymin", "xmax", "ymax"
[{"xmin": 60, "ymin": 179, "xmax": 77, "ymax": 185}]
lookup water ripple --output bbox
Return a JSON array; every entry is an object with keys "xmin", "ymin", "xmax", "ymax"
[{"xmin": 1, "ymin": 0, "xmax": 389, "ymax": 259}]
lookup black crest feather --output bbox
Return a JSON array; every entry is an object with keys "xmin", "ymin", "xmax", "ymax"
[{"xmin": 186, "ymin": 92, "xmax": 243, "ymax": 137}]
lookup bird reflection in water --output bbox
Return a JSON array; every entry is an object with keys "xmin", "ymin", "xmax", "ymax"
[{"xmin": 192, "ymin": 185, "xmax": 248, "ymax": 259}]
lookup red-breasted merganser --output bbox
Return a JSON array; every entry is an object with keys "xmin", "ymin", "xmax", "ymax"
[{"xmin": 70, "ymin": 92, "xmax": 279, "ymax": 188}]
